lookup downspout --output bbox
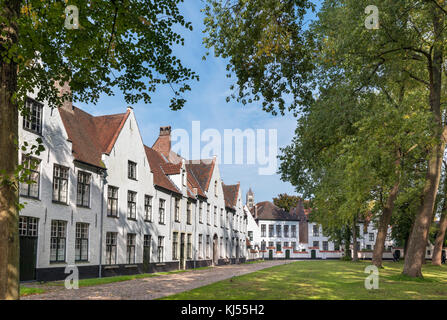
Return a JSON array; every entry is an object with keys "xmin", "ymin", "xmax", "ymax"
[{"xmin": 98, "ymin": 170, "xmax": 107, "ymax": 278}]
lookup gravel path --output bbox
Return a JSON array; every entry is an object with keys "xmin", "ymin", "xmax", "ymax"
[{"xmin": 22, "ymin": 260, "xmax": 296, "ymax": 300}]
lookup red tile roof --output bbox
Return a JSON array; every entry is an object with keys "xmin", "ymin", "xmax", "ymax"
[
  {"xmin": 222, "ymin": 182, "xmax": 239, "ymax": 209},
  {"xmin": 144, "ymin": 145, "xmax": 182, "ymax": 195},
  {"xmin": 185, "ymin": 159, "xmax": 216, "ymax": 192},
  {"xmin": 58, "ymin": 106, "xmax": 130, "ymax": 168}
]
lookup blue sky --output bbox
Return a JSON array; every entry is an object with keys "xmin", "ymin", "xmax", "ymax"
[{"xmin": 77, "ymin": 1, "xmax": 320, "ymax": 204}]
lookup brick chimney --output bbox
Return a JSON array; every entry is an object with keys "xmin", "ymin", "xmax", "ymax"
[
  {"xmin": 54, "ymin": 80, "xmax": 73, "ymax": 110},
  {"xmin": 153, "ymin": 126, "xmax": 171, "ymax": 158}
]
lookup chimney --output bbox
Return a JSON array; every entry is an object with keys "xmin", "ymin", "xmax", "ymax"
[
  {"xmin": 55, "ymin": 80, "xmax": 73, "ymax": 110},
  {"xmin": 153, "ymin": 126, "xmax": 172, "ymax": 158}
]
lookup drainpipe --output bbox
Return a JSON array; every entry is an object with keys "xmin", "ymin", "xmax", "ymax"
[{"xmin": 98, "ymin": 170, "xmax": 108, "ymax": 278}]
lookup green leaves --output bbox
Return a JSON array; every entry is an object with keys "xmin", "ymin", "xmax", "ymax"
[
  {"xmin": 203, "ymin": 0, "xmax": 316, "ymax": 115},
  {"xmin": 6, "ymin": 0, "xmax": 199, "ymax": 111}
]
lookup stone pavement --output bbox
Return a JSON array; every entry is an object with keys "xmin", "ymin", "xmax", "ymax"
[{"xmin": 22, "ymin": 260, "xmax": 296, "ymax": 300}]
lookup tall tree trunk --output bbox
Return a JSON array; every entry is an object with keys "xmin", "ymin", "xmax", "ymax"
[
  {"xmin": 352, "ymin": 218, "xmax": 358, "ymax": 262},
  {"xmin": 0, "ymin": 0, "xmax": 20, "ymax": 300},
  {"xmin": 403, "ymin": 6, "xmax": 445, "ymax": 277},
  {"xmin": 433, "ymin": 210, "xmax": 447, "ymax": 265},
  {"xmin": 372, "ymin": 180, "xmax": 400, "ymax": 267}
]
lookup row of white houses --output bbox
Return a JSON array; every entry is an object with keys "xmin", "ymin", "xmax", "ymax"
[{"xmin": 19, "ymin": 90, "xmax": 247, "ymax": 281}]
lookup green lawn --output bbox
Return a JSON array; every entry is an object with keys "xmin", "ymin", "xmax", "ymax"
[
  {"xmin": 161, "ymin": 260, "xmax": 447, "ymax": 300},
  {"xmin": 20, "ymin": 287, "xmax": 46, "ymax": 297}
]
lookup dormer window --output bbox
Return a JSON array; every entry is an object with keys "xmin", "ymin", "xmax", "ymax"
[
  {"xmin": 23, "ymin": 98, "xmax": 43, "ymax": 134},
  {"xmin": 128, "ymin": 161, "xmax": 137, "ymax": 180}
]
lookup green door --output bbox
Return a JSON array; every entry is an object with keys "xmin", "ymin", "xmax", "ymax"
[
  {"xmin": 268, "ymin": 250, "xmax": 273, "ymax": 260},
  {"xmin": 20, "ymin": 236, "xmax": 38, "ymax": 281},
  {"xmin": 143, "ymin": 246, "xmax": 151, "ymax": 272},
  {"xmin": 311, "ymin": 249, "xmax": 316, "ymax": 259},
  {"xmin": 285, "ymin": 250, "xmax": 290, "ymax": 259}
]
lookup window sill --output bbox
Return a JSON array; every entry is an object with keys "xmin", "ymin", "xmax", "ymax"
[
  {"xmin": 23, "ymin": 127, "xmax": 43, "ymax": 137},
  {"xmin": 144, "ymin": 220, "xmax": 153, "ymax": 223},
  {"xmin": 52, "ymin": 201, "xmax": 69, "ymax": 206},
  {"xmin": 20, "ymin": 195, "xmax": 40, "ymax": 201},
  {"xmin": 50, "ymin": 261, "xmax": 66, "ymax": 265},
  {"xmin": 104, "ymin": 265, "xmax": 119, "ymax": 269},
  {"xmin": 127, "ymin": 217, "xmax": 137, "ymax": 221},
  {"xmin": 124, "ymin": 264, "xmax": 138, "ymax": 268},
  {"xmin": 155, "ymin": 263, "xmax": 166, "ymax": 266},
  {"xmin": 77, "ymin": 205, "xmax": 90, "ymax": 209},
  {"xmin": 75, "ymin": 260, "xmax": 90, "ymax": 264},
  {"xmin": 107, "ymin": 215, "xmax": 119, "ymax": 219}
]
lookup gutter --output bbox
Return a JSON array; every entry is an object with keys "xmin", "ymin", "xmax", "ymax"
[{"xmin": 98, "ymin": 170, "xmax": 108, "ymax": 278}]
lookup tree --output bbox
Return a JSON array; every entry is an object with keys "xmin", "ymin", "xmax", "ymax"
[
  {"xmin": 273, "ymin": 193, "xmax": 301, "ymax": 212},
  {"xmin": 0, "ymin": 0, "xmax": 198, "ymax": 300}
]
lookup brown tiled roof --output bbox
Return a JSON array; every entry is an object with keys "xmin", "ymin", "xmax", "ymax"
[
  {"xmin": 254, "ymin": 201, "xmax": 300, "ymax": 221},
  {"xmin": 160, "ymin": 162, "xmax": 182, "ymax": 175},
  {"xmin": 144, "ymin": 145, "xmax": 181, "ymax": 195},
  {"xmin": 222, "ymin": 182, "xmax": 239, "ymax": 209},
  {"xmin": 58, "ymin": 106, "xmax": 130, "ymax": 168},
  {"xmin": 187, "ymin": 168, "xmax": 207, "ymax": 198},
  {"xmin": 185, "ymin": 158, "xmax": 215, "ymax": 192}
]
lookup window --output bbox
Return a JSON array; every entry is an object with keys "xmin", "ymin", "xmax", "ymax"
[
  {"xmin": 334, "ymin": 242, "xmax": 340, "ymax": 251},
  {"xmin": 220, "ymin": 237, "xmax": 223, "ymax": 257},
  {"xmin": 106, "ymin": 232, "xmax": 117, "ymax": 265},
  {"xmin": 214, "ymin": 206, "xmax": 217, "ymax": 227},
  {"xmin": 369, "ymin": 233, "xmax": 375, "ymax": 242},
  {"xmin": 323, "ymin": 241, "xmax": 328, "ymax": 251},
  {"xmin": 19, "ymin": 216, "xmax": 38, "ymax": 237},
  {"xmin": 355, "ymin": 226, "xmax": 360, "ymax": 238},
  {"xmin": 221, "ymin": 208, "xmax": 224, "ymax": 228},
  {"xmin": 75, "ymin": 223, "xmax": 89, "ymax": 261},
  {"xmin": 144, "ymin": 235, "xmax": 151, "ymax": 248},
  {"xmin": 276, "ymin": 242, "xmax": 281, "ymax": 251},
  {"xmin": 128, "ymin": 161, "xmax": 137, "ymax": 180},
  {"xmin": 20, "ymin": 156, "xmax": 40, "ymax": 198},
  {"xmin": 127, "ymin": 191, "xmax": 137, "ymax": 219},
  {"xmin": 159, "ymin": 199, "xmax": 166, "ymax": 224},
  {"xmin": 366, "ymin": 244, "xmax": 372, "ymax": 250},
  {"xmin": 23, "ymin": 98, "xmax": 43, "ymax": 134},
  {"xmin": 206, "ymin": 235, "xmax": 210, "ymax": 258},
  {"xmin": 157, "ymin": 236, "xmax": 164, "ymax": 262},
  {"xmin": 291, "ymin": 242, "xmax": 296, "ymax": 250},
  {"xmin": 187, "ymin": 201, "xmax": 192, "ymax": 225},
  {"xmin": 127, "ymin": 234, "xmax": 136, "ymax": 264},
  {"xmin": 207, "ymin": 204, "xmax": 210, "ymax": 225},
  {"xmin": 268, "ymin": 225, "xmax": 274, "ymax": 237},
  {"xmin": 199, "ymin": 202, "xmax": 203, "ymax": 223},
  {"xmin": 198, "ymin": 234, "xmax": 203, "ymax": 259},
  {"xmin": 276, "ymin": 225, "xmax": 282, "ymax": 238},
  {"xmin": 268, "ymin": 241, "xmax": 274, "ymax": 248},
  {"xmin": 261, "ymin": 224, "xmax": 266, "ymax": 237},
  {"xmin": 261, "ymin": 241, "xmax": 266, "ymax": 251},
  {"xmin": 248, "ymin": 231, "xmax": 253, "ymax": 242},
  {"xmin": 76, "ymin": 171, "xmax": 91, "ymax": 207},
  {"xmin": 50, "ymin": 220, "xmax": 66, "ymax": 262},
  {"xmin": 172, "ymin": 232, "xmax": 179, "ymax": 260},
  {"xmin": 214, "ymin": 180, "xmax": 218, "ymax": 196},
  {"xmin": 144, "ymin": 195, "xmax": 153, "ymax": 221},
  {"xmin": 174, "ymin": 198, "xmax": 180, "ymax": 222},
  {"xmin": 107, "ymin": 186, "xmax": 119, "ymax": 217},
  {"xmin": 52, "ymin": 164, "xmax": 69, "ymax": 203},
  {"xmin": 313, "ymin": 241, "xmax": 319, "ymax": 248},
  {"xmin": 226, "ymin": 211, "xmax": 229, "ymax": 229},
  {"xmin": 187, "ymin": 234, "xmax": 192, "ymax": 259},
  {"xmin": 284, "ymin": 225, "xmax": 289, "ymax": 238},
  {"xmin": 284, "ymin": 242, "xmax": 289, "ymax": 248},
  {"xmin": 291, "ymin": 225, "xmax": 297, "ymax": 238},
  {"xmin": 312, "ymin": 225, "xmax": 319, "ymax": 237}
]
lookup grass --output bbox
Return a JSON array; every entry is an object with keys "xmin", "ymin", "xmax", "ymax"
[
  {"xmin": 20, "ymin": 286, "xmax": 46, "ymax": 297},
  {"xmin": 161, "ymin": 260, "xmax": 447, "ymax": 300}
]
